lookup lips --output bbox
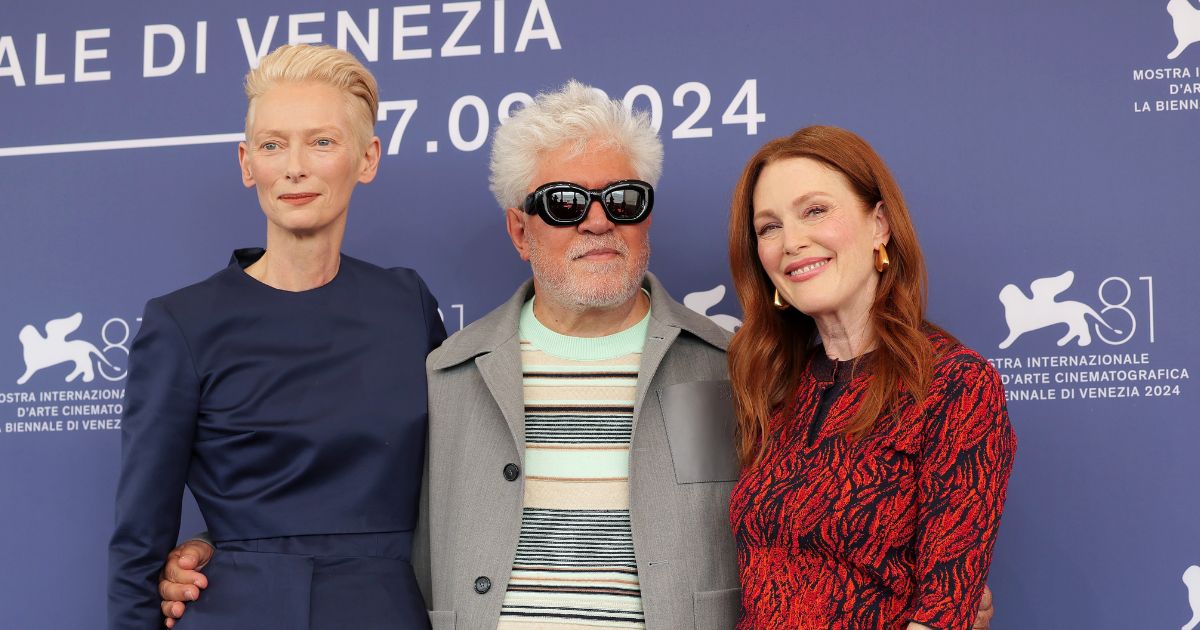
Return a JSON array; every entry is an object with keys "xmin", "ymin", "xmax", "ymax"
[
  {"xmin": 278, "ymin": 193, "xmax": 320, "ymax": 205},
  {"xmin": 573, "ymin": 248, "xmax": 621, "ymax": 260},
  {"xmin": 784, "ymin": 257, "xmax": 830, "ymax": 281}
]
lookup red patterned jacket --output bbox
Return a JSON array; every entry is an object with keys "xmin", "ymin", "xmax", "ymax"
[{"xmin": 730, "ymin": 332, "xmax": 1016, "ymax": 630}]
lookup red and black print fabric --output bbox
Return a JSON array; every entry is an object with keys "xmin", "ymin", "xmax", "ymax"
[{"xmin": 730, "ymin": 333, "xmax": 1016, "ymax": 630}]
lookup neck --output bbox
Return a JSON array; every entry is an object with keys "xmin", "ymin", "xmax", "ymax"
[
  {"xmin": 245, "ymin": 223, "xmax": 345, "ymax": 291},
  {"xmin": 812, "ymin": 307, "xmax": 876, "ymax": 361},
  {"xmin": 531, "ymin": 287, "xmax": 650, "ymax": 338}
]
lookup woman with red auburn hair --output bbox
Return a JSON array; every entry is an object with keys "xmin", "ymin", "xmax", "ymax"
[{"xmin": 726, "ymin": 126, "xmax": 1015, "ymax": 630}]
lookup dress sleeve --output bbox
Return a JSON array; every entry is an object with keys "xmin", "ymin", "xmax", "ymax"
[
  {"xmin": 411, "ymin": 271, "xmax": 443, "ymax": 608},
  {"xmin": 415, "ymin": 273, "xmax": 448, "ymax": 351},
  {"xmin": 412, "ymin": 429, "xmax": 433, "ymax": 607},
  {"xmin": 107, "ymin": 298, "xmax": 201, "ymax": 630},
  {"xmin": 909, "ymin": 357, "xmax": 1016, "ymax": 630}
]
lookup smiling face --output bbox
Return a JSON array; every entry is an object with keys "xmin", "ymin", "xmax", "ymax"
[
  {"xmin": 505, "ymin": 140, "xmax": 652, "ymax": 312},
  {"xmin": 238, "ymin": 81, "xmax": 380, "ymax": 237},
  {"xmin": 752, "ymin": 157, "xmax": 889, "ymax": 323}
]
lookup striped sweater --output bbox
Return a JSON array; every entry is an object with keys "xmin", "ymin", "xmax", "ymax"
[{"xmin": 497, "ymin": 298, "xmax": 648, "ymax": 630}]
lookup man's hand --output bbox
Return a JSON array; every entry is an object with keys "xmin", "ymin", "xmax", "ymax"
[
  {"xmin": 973, "ymin": 584, "xmax": 994, "ymax": 629},
  {"xmin": 157, "ymin": 539, "xmax": 214, "ymax": 628},
  {"xmin": 906, "ymin": 584, "xmax": 992, "ymax": 630}
]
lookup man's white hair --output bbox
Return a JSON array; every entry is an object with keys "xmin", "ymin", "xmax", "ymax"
[{"xmin": 488, "ymin": 80, "xmax": 664, "ymax": 210}]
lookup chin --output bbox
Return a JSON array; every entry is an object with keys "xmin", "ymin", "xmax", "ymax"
[
  {"xmin": 782, "ymin": 293, "xmax": 829, "ymax": 317},
  {"xmin": 565, "ymin": 277, "xmax": 641, "ymax": 308},
  {"xmin": 271, "ymin": 213, "xmax": 336, "ymax": 233},
  {"xmin": 572, "ymin": 258, "xmax": 627, "ymax": 274}
]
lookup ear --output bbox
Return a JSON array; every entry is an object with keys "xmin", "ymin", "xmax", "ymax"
[
  {"xmin": 872, "ymin": 201, "xmax": 891, "ymax": 247},
  {"xmin": 505, "ymin": 207, "xmax": 532, "ymax": 261},
  {"xmin": 357, "ymin": 136, "xmax": 383, "ymax": 184},
  {"xmin": 238, "ymin": 142, "xmax": 254, "ymax": 188}
]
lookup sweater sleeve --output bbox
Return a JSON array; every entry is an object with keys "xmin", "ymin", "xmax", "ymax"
[
  {"xmin": 107, "ymin": 298, "xmax": 201, "ymax": 630},
  {"xmin": 909, "ymin": 357, "xmax": 1016, "ymax": 630}
]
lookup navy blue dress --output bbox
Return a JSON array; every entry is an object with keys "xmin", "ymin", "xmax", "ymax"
[{"xmin": 108, "ymin": 249, "xmax": 445, "ymax": 630}]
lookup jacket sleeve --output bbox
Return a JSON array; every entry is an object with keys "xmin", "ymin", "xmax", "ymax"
[
  {"xmin": 910, "ymin": 358, "xmax": 1016, "ymax": 630},
  {"xmin": 107, "ymin": 298, "xmax": 201, "ymax": 630}
]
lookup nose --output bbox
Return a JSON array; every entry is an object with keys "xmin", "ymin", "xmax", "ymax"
[
  {"xmin": 781, "ymin": 222, "xmax": 807, "ymax": 256},
  {"xmin": 577, "ymin": 199, "xmax": 613, "ymax": 234},
  {"xmin": 285, "ymin": 146, "xmax": 308, "ymax": 182}
]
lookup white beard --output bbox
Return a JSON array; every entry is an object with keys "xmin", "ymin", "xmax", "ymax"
[{"xmin": 527, "ymin": 231, "xmax": 650, "ymax": 312}]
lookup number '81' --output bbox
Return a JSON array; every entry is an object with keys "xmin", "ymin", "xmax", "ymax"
[{"xmin": 1094, "ymin": 276, "xmax": 1155, "ymax": 345}]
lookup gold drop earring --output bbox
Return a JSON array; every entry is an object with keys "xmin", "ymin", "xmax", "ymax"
[{"xmin": 772, "ymin": 288, "xmax": 790, "ymax": 310}]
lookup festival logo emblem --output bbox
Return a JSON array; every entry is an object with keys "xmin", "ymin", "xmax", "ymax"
[
  {"xmin": 1131, "ymin": 1, "xmax": 1198, "ymax": 114},
  {"xmin": 1168, "ymin": 0, "xmax": 1200, "ymax": 59},
  {"xmin": 683, "ymin": 285, "xmax": 742, "ymax": 332},
  {"xmin": 988, "ymin": 269, "xmax": 1189, "ymax": 403},
  {"xmin": 997, "ymin": 271, "xmax": 1121, "ymax": 349},
  {"xmin": 4, "ymin": 311, "xmax": 132, "ymax": 435},
  {"xmin": 1184, "ymin": 565, "xmax": 1200, "ymax": 630},
  {"xmin": 15, "ymin": 313, "xmax": 119, "ymax": 385}
]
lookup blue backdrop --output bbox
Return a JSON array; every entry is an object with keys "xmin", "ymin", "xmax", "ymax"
[{"xmin": 1, "ymin": 1, "xmax": 1197, "ymax": 628}]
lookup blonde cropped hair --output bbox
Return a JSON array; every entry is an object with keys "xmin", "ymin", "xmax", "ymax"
[
  {"xmin": 243, "ymin": 44, "xmax": 379, "ymax": 147},
  {"xmin": 488, "ymin": 80, "xmax": 664, "ymax": 210}
]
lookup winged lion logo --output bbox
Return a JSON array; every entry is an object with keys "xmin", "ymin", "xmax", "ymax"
[
  {"xmin": 997, "ymin": 271, "xmax": 1122, "ymax": 349},
  {"xmin": 16, "ymin": 313, "xmax": 120, "ymax": 385}
]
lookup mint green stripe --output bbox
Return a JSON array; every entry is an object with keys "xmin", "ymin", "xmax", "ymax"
[
  {"xmin": 525, "ymin": 448, "xmax": 630, "ymax": 478},
  {"xmin": 523, "ymin": 376, "xmax": 643, "ymax": 386},
  {"xmin": 518, "ymin": 362, "xmax": 640, "ymax": 372},
  {"xmin": 519, "ymin": 297, "xmax": 649, "ymax": 360}
]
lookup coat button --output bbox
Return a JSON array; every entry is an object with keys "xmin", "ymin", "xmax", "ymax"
[
  {"xmin": 474, "ymin": 576, "xmax": 492, "ymax": 594},
  {"xmin": 503, "ymin": 463, "xmax": 520, "ymax": 481}
]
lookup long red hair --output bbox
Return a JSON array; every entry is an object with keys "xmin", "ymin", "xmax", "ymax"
[{"xmin": 728, "ymin": 126, "xmax": 945, "ymax": 466}]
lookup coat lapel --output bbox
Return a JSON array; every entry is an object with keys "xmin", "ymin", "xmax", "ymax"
[
  {"xmin": 630, "ymin": 273, "xmax": 730, "ymax": 438},
  {"xmin": 428, "ymin": 278, "xmax": 533, "ymax": 458},
  {"xmin": 631, "ymin": 317, "xmax": 680, "ymax": 439},
  {"xmin": 475, "ymin": 340, "xmax": 526, "ymax": 459}
]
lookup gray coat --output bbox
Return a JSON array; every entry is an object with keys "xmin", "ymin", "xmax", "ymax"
[{"xmin": 414, "ymin": 273, "xmax": 742, "ymax": 629}]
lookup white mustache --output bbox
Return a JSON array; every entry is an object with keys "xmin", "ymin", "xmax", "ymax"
[{"xmin": 568, "ymin": 236, "xmax": 629, "ymax": 260}]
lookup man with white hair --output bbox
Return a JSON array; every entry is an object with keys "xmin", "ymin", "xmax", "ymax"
[{"xmin": 416, "ymin": 81, "xmax": 740, "ymax": 628}]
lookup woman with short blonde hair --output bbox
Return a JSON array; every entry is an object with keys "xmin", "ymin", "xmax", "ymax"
[{"xmin": 108, "ymin": 44, "xmax": 442, "ymax": 630}]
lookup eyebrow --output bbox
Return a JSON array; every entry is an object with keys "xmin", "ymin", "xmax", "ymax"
[
  {"xmin": 252, "ymin": 127, "xmax": 344, "ymax": 139},
  {"xmin": 787, "ymin": 191, "xmax": 832, "ymax": 209},
  {"xmin": 564, "ymin": 180, "xmax": 628, "ymax": 189},
  {"xmin": 753, "ymin": 191, "xmax": 832, "ymax": 217}
]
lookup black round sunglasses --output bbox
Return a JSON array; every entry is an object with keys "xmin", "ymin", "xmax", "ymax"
[{"xmin": 522, "ymin": 179, "xmax": 654, "ymax": 226}]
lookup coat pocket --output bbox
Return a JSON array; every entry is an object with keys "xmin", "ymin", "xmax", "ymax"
[
  {"xmin": 428, "ymin": 610, "xmax": 456, "ymax": 630},
  {"xmin": 658, "ymin": 380, "xmax": 740, "ymax": 483},
  {"xmin": 693, "ymin": 587, "xmax": 741, "ymax": 630}
]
